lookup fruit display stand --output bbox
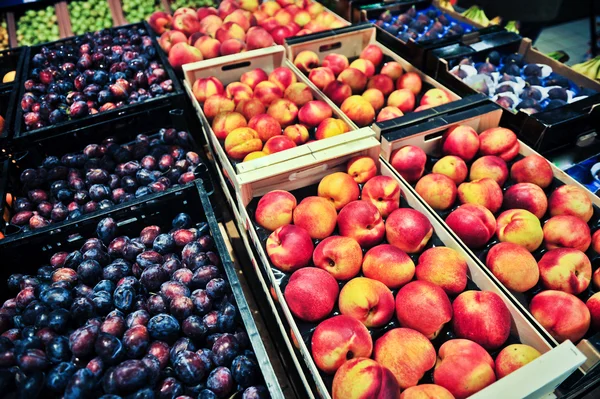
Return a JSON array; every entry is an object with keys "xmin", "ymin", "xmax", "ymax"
[
  {"xmin": 0, "ymin": 47, "xmax": 25, "ymax": 141},
  {"xmin": 430, "ymin": 36, "xmax": 600, "ymax": 153},
  {"xmin": 378, "ymin": 102, "xmax": 600, "ymax": 390}
]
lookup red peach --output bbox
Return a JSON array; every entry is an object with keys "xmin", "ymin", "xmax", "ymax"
[
  {"xmin": 361, "ymin": 175, "xmax": 401, "ymax": 218},
  {"xmin": 332, "ymin": 358, "xmax": 401, "ymax": 399},
  {"xmin": 148, "ymin": 11, "xmax": 173, "ymax": 35},
  {"xmin": 420, "ymin": 88, "xmax": 452, "ymax": 107},
  {"xmin": 511, "ymin": 154, "xmax": 554, "ymax": 188},
  {"xmin": 215, "ymin": 22, "xmax": 246, "ymax": 43},
  {"xmin": 432, "ymin": 155, "xmax": 468, "ymax": 185},
  {"xmin": 246, "ymin": 27, "xmax": 274, "ymax": 50},
  {"xmin": 263, "ymin": 135, "xmax": 296, "ymax": 155},
  {"xmin": 294, "ymin": 10, "xmax": 311, "ymax": 26},
  {"xmin": 479, "ymin": 127, "xmax": 520, "ymax": 161},
  {"xmin": 538, "ymin": 248, "xmax": 591, "ymax": 294},
  {"xmin": 284, "ymin": 82, "xmax": 314, "ymax": 107},
  {"xmin": 269, "ymin": 67, "xmax": 297, "ymax": 90},
  {"xmin": 486, "ymin": 242, "xmax": 539, "ymax": 292},
  {"xmin": 339, "ymin": 277, "xmax": 395, "ymax": 327},
  {"xmin": 340, "ymin": 95, "xmax": 375, "ymax": 127},
  {"xmin": 309, "ymin": 67, "xmax": 335, "ymax": 90},
  {"xmin": 267, "ymin": 99, "xmax": 298, "ymax": 127},
  {"xmin": 360, "ymin": 44, "xmax": 384, "ymax": 67},
  {"xmin": 387, "ymin": 89, "xmax": 415, "ymax": 113},
  {"xmin": 168, "ymin": 42, "xmax": 203, "ymax": 70},
  {"xmin": 367, "ymin": 74, "xmax": 395, "ymax": 97},
  {"xmin": 495, "ymin": 344, "xmax": 541, "ymax": 379},
  {"xmin": 396, "ymin": 72, "xmax": 422, "ymax": 95},
  {"xmin": 293, "ymin": 50, "xmax": 320, "ymax": 73},
  {"xmin": 338, "ymin": 200, "xmax": 386, "ymax": 248},
  {"xmin": 362, "ymin": 244, "xmax": 415, "ymax": 289},
  {"xmin": 240, "ymin": 0, "xmax": 258, "ymax": 12},
  {"xmin": 469, "ymin": 155, "xmax": 509, "ymax": 186},
  {"xmin": 543, "ymin": 215, "xmax": 591, "ymax": 252},
  {"xmin": 259, "ymin": 1, "xmax": 281, "ymax": 16},
  {"xmin": 457, "ymin": 178, "xmax": 503, "ymax": 213},
  {"xmin": 586, "ymin": 292, "xmax": 600, "ymax": 331},
  {"xmin": 254, "ymin": 81, "xmax": 284, "ymax": 106},
  {"xmin": 313, "ymin": 236, "xmax": 363, "ymax": 280},
  {"xmin": 503, "ymin": 183, "xmax": 548, "ymax": 219},
  {"xmin": 171, "ymin": 13, "xmax": 200, "ymax": 37},
  {"xmin": 376, "ymin": 106, "xmax": 404, "ymax": 123},
  {"xmin": 416, "ymin": 247, "xmax": 468, "ymax": 295},
  {"xmin": 283, "ymin": 124, "xmax": 309, "ymax": 144},
  {"xmin": 548, "ymin": 185, "xmax": 594, "ymax": 222},
  {"xmin": 386, "ymin": 208, "xmax": 433, "ymax": 254},
  {"xmin": 224, "ymin": 127, "xmax": 262, "ymax": 159},
  {"xmin": 349, "ymin": 58, "xmax": 376, "ymax": 78},
  {"xmin": 400, "ymin": 385, "xmax": 455, "ymax": 399},
  {"xmin": 396, "ymin": 281, "xmax": 452, "ymax": 339},
  {"xmin": 218, "ymin": 0, "xmax": 238, "ymax": 18},
  {"xmin": 322, "ymin": 53, "xmax": 349, "ymax": 76},
  {"xmin": 318, "ymin": 172, "xmax": 360, "ymax": 211},
  {"xmin": 236, "ymin": 98, "xmax": 266, "ymax": 120},
  {"xmin": 224, "ymin": 9, "xmax": 252, "ymax": 31},
  {"xmin": 445, "ymin": 204, "xmax": 496, "ymax": 249},
  {"xmin": 197, "ymin": 7, "xmax": 218, "ymax": 20},
  {"xmin": 496, "ymin": 209, "xmax": 544, "ymax": 252},
  {"xmin": 192, "ymin": 77, "xmax": 224, "ymax": 103},
  {"xmin": 390, "ymin": 145, "xmax": 427, "ymax": 183},
  {"xmin": 381, "ymin": 61, "xmax": 404, "ymax": 81},
  {"xmin": 274, "ymin": 8, "xmax": 293, "ymax": 25},
  {"xmin": 255, "ymin": 190, "xmax": 297, "ymax": 231},
  {"xmin": 225, "ymin": 82, "xmax": 253, "ymax": 105},
  {"xmin": 220, "ymin": 38, "xmax": 246, "ymax": 56},
  {"xmin": 174, "ymin": 7, "xmax": 197, "ymax": 18},
  {"xmin": 266, "ymin": 224, "xmax": 314, "ymax": 272},
  {"xmin": 243, "ymin": 151, "xmax": 267, "ymax": 162},
  {"xmin": 415, "ymin": 173, "xmax": 458, "ymax": 211},
  {"xmin": 362, "ymin": 89, "xmax": 385, "ymax": 111},
  {"xmin": 203, "ymin": 94, "xmax": 235, "ymax": 120},
  {"xmin": 248, "ymin": 114, "xmax": 282, "ymax": 142},
  {"xmin": 323, "ymin": 80, "xmax": 352, "ymax": 106},
  {"xmin": 347, "ymin": 155, "xmax": 377, "ymax": 184},
  {"xmin": 315, "ymin": 118, "xmax": 349, "ymax": 140},
  {"xmin": 284, "ymin": 267, "xmax": 338, "ymax": 321},
  {"xmin": 159, "ymin": 30, "xmax": 187, "ymax": 53},
  {"xmin": 293, "ymin": 196, "xmax": 337, "ymax": 239},
  {"xmin": 593, "ymin": 229, "xmax": 600, "ymax": 254},
  {"xmin": 337, "ymin": 68, "xmax": 367, "ymax": 94},
  {"xmin": 211, "ymin": 111, "xmax": 247, "ymax": 140},
  {"xmin": 240, "ymin": 68, "xmax": 268, "ymax": 90},
  {"xmin": 441, "ymin": 125, "xmax": 480, "ymax": 161},
  {"xmin": 298, "ymin": 100, "xmax": 333, "ymax": 128},
  {"xmin": 194, "ymin": 36, "xmax": 221, "ymax": 59},
  {"xmin": 531, "ymin": 290, "xmax": 590, "ymax": 343}
]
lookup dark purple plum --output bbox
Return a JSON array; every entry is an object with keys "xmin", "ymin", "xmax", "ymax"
[
  {"xmin": 158, "ymin": 377, "xmax": 184, "ymax": 399},
  {"xmin": 101, "ymin": 311, "xmax": 127, "ymax": 337},
  {"xmin": 77, "ymin": 260, "xmax": 102, "ymax": 285},
  {"xmin": 16, "ymin": 348, "xmax": 49, "ymax": 372},
  {"xmin": 212, "ymin": 334, "xmax": 240, "ymax": 367},
  {"xmin": 46, "ymin": 362, "xmax": 78, "ymax": 392},
  {"xmin": 162, "ymin": 258, "xmax": 182, "ymax": 276},
  {"xmin": 172, "ymin": 229, "xmax": 196, "ymax": 247},
  {"xmin": 147, "ymin": 294, "xmax": 168, "ymax": 315},
  {"xmin": 191, "ymin": 289, "xmax": 212, "ymax": 316},
  {"xmin": 47, "ymin": 308, "xmax": 70, "ymax": 333},
  {"xmin": 173, "ymin": 350, "xmax": 206, "ymax": 385},
  {"xmin": 199, "ymin": 390, "xmax": 219, "ymax": 399},
  {"xmin": 122, "ymin": 325, "xmax": 149, "ymax": 358},
  {"xmin": 93, "ymin": 291, "xmax": 114, "ymax": 315},
  {"xmin": 136, "ymin": 250, "xmax": 163, "ymax": 268},
  {"xmin": 182, "ymin": 315, "xmax": 208, "ymax": 341},
  {"xmin": 161, "ymin": 281, "xmax": 190, "ymax": 302},
  {"xmin": 207, "ymin": 366, "xmax": 234, "ymax": 398},
  {"xmin": 69, "ymin": 324, "xmax": 98, "ymax": 357},
  {"xmin": 141, "ymin": 353, "xmax": 161, "ymax": 382},
  {"xmin": 172, "ymin": 268, "xmax": 193, "ymax": 287},
  {"xmin": 148, "ymin": 340, "xmax": 170, "ymax": 369},
  {"xmin": 70, "ymin": 296, "xmax": 96, "ymax": 325},
  {"xmin": 243, "ymin": 386, "xmax": 269, "ymax": 399},
  {"xmin": 123, "ymin": 240, "xmax": 145, "ymax": 261},
  {"xmin": 112, "ymin": 359, "xmax": 149, "ymax": 394},
  {"xmin": 231, "ymin": 355, "xmax": 259, "ymax": 388},
  {"xmin": 97, "ymin": 217, "xmax": 117, "ymax": 244},
  {"xmin": 153, "ymin": 233, "xmax": 176, "ymax": 254},
  {"xmin": 206, "ymin": 278, "xmax": 227, "ymax": 300},
  {"xmin": 108, "ymin": 236, "xmax": 129, "ymax": 258},
  {"xmin": 139, "ymin": 225, "xmax": 161, "ymax": 246},
  {"xmin": 126, "ymin": 309, "xmax": 150, "ymax": 328},
  {"xmin": 63, "ymin": 367, "xmax": 95, "ymax": 398},
  {"xmin": 147, "ymin": 314, "xmax": 180, "ymax": 342},
  {"xmin": 140, "ymin": 265, "xmax": 168, "ymax": 292},
  {"xmin": 45, "ymin": 337, "xmax": 71, "ymax": 364},
  {"xmin": 170, "ymin": 296, "xmax": 194, "ymax": 320},
  {"xmin": 40, "ymin": 287, "xmax": 72, "ymax": 309},
  {"xmin": 113, "ymin": 285, "xmax": 135, "ymax": 312}
]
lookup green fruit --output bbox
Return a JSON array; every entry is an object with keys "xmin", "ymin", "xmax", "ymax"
[
  {"xmin": 17, "ymin": 6, "xmax": 59, "ymax": 45},
  {"xmin": 68, "ymin": 0, "xmax": 113, "ymax": 35}
]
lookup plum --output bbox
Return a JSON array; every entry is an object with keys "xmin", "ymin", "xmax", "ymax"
[
  {"xmin": 212, "ymin": 334, "xmax": 240, "ymax": 367},
  {"xmin": 523, "ymin": 64, "xmax": 542, "ymax": 77},
  {"xmin": 64, "ymin": 368, "xmax": 95, "ymax": 398},
  {"xmin": 148, "ymin": 341, "xmax": 170, "ymax": 370},
  {"xmin": 503, "ymin": 53, "xmax": 525, "ymax": 67},
  {"xmin": 147, "ymin": 314, "xmax": 180, "ymax": 342},
  {"xmin": 122, "ymin": 325, "xmax": 149, "ymax": 358},
  {"xmin": 174, "ymin": 350, "xmax": 207, "ymax": 385},
  {"xmin": 101, "ymin": 311, "xmax": 127, "ymax": 337},
  {"xmin": 158, "ymin": 377, "xmax": 184, "ymax": 399},
  {"xmin": 243, "ymin": 386, "xmax": 269, "ymax": 399},
  {"xmin": 170, "ymin": 296, "xmax": 194, "ymax": 321},
  {"xmin": 207, "ymin": 366, "xmax": 234, "ymax": 398},
  {"xmin": 500, "ymin": 63, "xmax": 521, "ymax": 76},
  {"xmin": 232, "ymin": 355, "xmax": 260, "ymax": 388},
  {"xmin": 520, "ymin": 87, "xmax": 542, "ymax": 101},
  {"xmin": 206, "ymin": 279, "xmax": 228, "ymax": 300},
  {"xmin": 548, "ymin": 87, "xmax": 568, "ymax": 101},
  {"xmin": 546, "ymin": 99, "xmax": 567, "ymax": 110},
  {"xmin": 113, "ymin": 359, "xmax": 149, "ymax": 393},
  {"xmin": 46, "ymin": 362, "xmax": 78, "ymax": 392}
]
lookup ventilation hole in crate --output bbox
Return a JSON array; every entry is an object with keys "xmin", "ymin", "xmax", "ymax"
[
  {"xmin": 319, "ymin": 42, "xmax": 342, "ymax": 52},
  {"xmin": 222, "ymin": 61, "xmax": 251, "ymax": 71},
  {"xmin": 424, "ymin": 131, "xmax": 444, "ymax": 142}
]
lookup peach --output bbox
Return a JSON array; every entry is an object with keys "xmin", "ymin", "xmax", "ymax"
[
  {"xmin": 414, "ymin": 104, "xmax": 433, "ymax": 112},
  {"xmin": 292, "ymin": 196, "xmax": 337, "ymax": 239},
  {"xmin": 284, "ymin": 82, "xmax": 314, "ymax": 107},
  {"xmin": 593, "ymin": 229, "xmax": 600, "ymax": 254},
  {"xmin": 225, "ymin": 82, "xmax": 253, "ymax": 105},
  {"xmin": 244, "ymin": 151, "xmax": 267, "ymax": 162},
  {"xmin": 386, "ymin": 208, "xmax": 433, "ymax": 254},
  {"xmin": 361, "ymin": 175, "xmax": 401, "ymax": 218},
  {"xmin": 340, "ymin": 95, "xmax": 375, "ymax": 127},
  {"xmin": 236, "ymin": 98, "xmax": 266, "ymax": 120},
  {"xmin": 253, "ymin": 81, "xmax": 284, "ymax": 106},
  {"xmin": 415, "ymin": 174, "xmax": 457, "ymax": 211},
  {"xmin": 538, "ymin": 248, "xmax": 591, "ymax": 294},
  {"xmin": 376, "ymin": 106, "xmax": 404, "ymax": 123},
  {"xmin": 313, "ymin": 236, "xmax": 363, "ymax": 280},
  {"xmin": 381, "ymin": 61, "xmax": 404, "ymax": 81},
  {"xmin": 495, "ymin": 344, "xmax": 542, "ymax": 379},
  {"xmin": 367, "ymin": 74, "xmax": 395, "ymax": 97},
  {"xmin": 306, "ymin": 1, "xmax": 324, "ymax": 17},
  {"xmin": 469, "ymin": 156, "xmax": 508, "ymax": 186},
  {"xmin": 548, "ymin": 185, "xmax": 593, "ymax": 222},
  {"xmin": 218, "ymin": 0, "xmax": 238, "ymax": 18},
  {"xmin": 267, "ymin": 99, "xmax": 298, "ymax": 127},
  {"xmin": 432, "ymin": 155, "xmax": 468, "ymax": 185},
  {"xmin": 338, "ymin": 200, "xmax": 385, "ymax": 248},
  {"xmin": 586, "ymin": 292, "xmax": 600, "ymax": 330},
  {"xmin": 255, "ymin": 190, "xmax": 297, "ymax": 231},
  {"xmin": 543, "ymin": 215, "xmax": 591, "ymax": 252},
  {"xmin": 188, "ymin": 32, "xmax": 206, "ymax": 47},
  {"xmin": 496, "ymin": 209, "xmax": 544, "ymax": 252},
  {"xmin": 298, "ymin": 100, "xmax": 333, "ymax": 128},
  {"xmin": 284, "ymin": 267, "xmax": 338, "ymax": 321},
  {"xmin": 174, "ymin": 7, "xmax": 197, "ymax": 18},
  {"xmin": 293, "ymin": 50, "xmax": 320, "ymax": 73},
  {"xmin": 294, "ymin": 10, "xmax": 311, "ymax": 26},
  {"xmin": 457, "ymin": 178, "xmax": 503, "ymax": 213},
  {"xmin": 387, "ymin": 89, "xmax": 415, "ymax": 113},
  {"xmin": 245, "ymin": 27, "xmax": 274, "ymax": 50},
  {"xmin": 247, "ymin": 114, "xmax": 282, "ymax": 142},
  {"xmin": 337, "ymin": 68, "xmax": 368, "ymax": 94},
  {"xmin": 486, "ymin": 242, "xmax": 539, "ymax": 292},
  {"xmin": 363, "ymin": 244, "xmax": 414, "ymax": 289},
  {"xmin": 400, "ymin": 385, "xmax": 455, "ymax": 399},
  {"xmin": 453, "ymin": 290, "xmax": 511, "ymax": 349},
  {"xmin": 396, "ymin": 72, "xmax": 422, "ymax": 95},
  {"xmin": 396, "ymin": 281, "xmax": 452, "ymax": 339},
  {"xmin": 240, "ymin": 0, "xmax": 259, "ymax": 12},
  {"xmin": 193, "ymin": 77, "xmax": 225, "ymax": 103},
  {"xmin": 446, "ymin": 204, "xmax": 496, "ymax": 248},
  {"xmin": 420, "ymin": 88, "xmax": 452, "ymax": 107},
  {"xmin": 274, "ymin": 8, "xmax": 293, "ymax": 25},
  {"xmin": 530, "ymin": 290, "xmax": 590, "ymax": 343},
  {"xmin": 220, "ymin": 38, "xmax": 246, "ymax": 55},
  {"xmin": 389, "ymin": 145, "xmax": 427, "ymax": 183},
  {"xmin": 159, "ymin": 30, "xmax": 187, "ymax": 53},
  {"xmin": 224, "ymin": 9, "xmax": 252, "ymax": 31},
  {"xmin": 322, "ymin": 53, "xmax": 350, "ymax": 76},
  {"xmin": 318, "ymin": 172, "xmax": 360, "ymax": 211},
  {"xmin": 171, "ymin": 13, "xmax": 200, "ymax": 37},
  {"xmin": 479, "ymin": 127, "xmax": 520, "ymax": 161},
  {"xmin": 168, "ymin": 42, "xmax": 203, "ymax": 70},
  {"xmin": 315, "ymin": 118, "xmax": 349, "ymax": 140},
  {"xmin": 339, "ymin": 277, "xmax": 395, "ymax": 327},
  {"xmin": 211, "ymin": 111, "xmax": 247, "ymax": 140},
  {"xmin": 267, "ymin": 224, "xmax": 314, "ymax": 272},
  {"xmin": 271, "ymin": 26, "xmax": 294, "ymax": 45},
  {"xmin": 283, "ymin": 124, "xmax": 309, "ymax": 144},
  {"xmin": 308, "ymin": 67, "xmax": 335, "ymax": 90},
  {"xmin": 332, "ymin": 358, "xmax": 401, "ymax": 399},
  {"xmin": 441, "ymin": 125, "xmax": 480, "ymax": 161},
  {"xmin": 434, "ymin": 339, "xmax": 496, "ymax": 399},
  {"xmin": 323, "ymin": 80, "xmax": 352, "ymax": 106},
  {"xmin": 240, "ymin": 68, "xmax": 269, "ymax": 90},
  {"xmin": 260, "ymin": 1, "xmax": 281, "ymax": 16},
  {"xmin": 374, "ymin": 328, "xmax": 436, "ymax": 389},
  {"xmin": 416, "ymin": 247, "xmax": 468, "ymax": 295},
  {"xmin": 511, "ymin": 154, "xmax": 554, "ymax": 188},
  {"xmin": 361, "ymin": 89, "xmax": 385, "ymax": 112},
  {"xmin": 203, "ymin": 94, "xmax": 235, "ymax": 120},
  {"xmin": 199, "ymin": 17, "xmax": 223, "ymax": 38},
  {"xmin": 263, "ymin": 135, "xmax": 296, "ymax": 155},
  {"xmin": 360, "ymin": 44, "xmax": 384, "ymax": 67},
  {"xmin": 224, "ymin": 127, "xmax": 262, "ymax": 159},
  {"xmin": 194, "ymin": 36, "xmax": 221, "ymax": 59},
  {"xmin": 215, "ymin": 22, "xmax": 246, "ymax": 43},
  {"xmin": 269, "ymin": 67, "xmax": 297, "ymax": 90},
  {"xmin": 503, "ymin": 183, "xmax": 548, "ymax": 219},
  {"xmin": 312, "ymin": 315, "xmax": 373, "ymax": 374},
  {"xmin": 148, "ymin": 11, "xmax": 173, "ymax": 35},
  {"xmin": 350, "ymin": 59, "xmax": 376, "ymax": 78},
  {"xmin": 347, "ymin": 156, "xmax": 377, "ymax": 184}
]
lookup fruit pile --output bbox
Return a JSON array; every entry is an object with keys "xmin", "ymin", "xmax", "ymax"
[
  {"xmin": 68, "ymin": 0, "xmax": 114, "ymax": 35},
  {"xmin": 0, "ymin": 19, "xmax": 8, "ymax": 51},
  {"xmin": 149, "ymin": 0, "xmax": 347, "ymax": 69},
  {"xmin": 373, "ymin": 6, "xmax": 473, "ymax": 43},
  {"xmin": 252, "ymin": 158, "xmax": 541, "ymax": 398},
  {"xmin": 292, "ymin": 44, "xmax": 454, "ymax": 127},
  {"xmin": 122, "ymin": 0, "xmax": 162, "ymax": 23},
  {"xmin": 170, "ymin": 0, "xmax": 217, "ymax": 8},
  {"xmin": 17, "ymin": 7, "xmax": 60, "ymax": 46},
  {"xmin": 451, "ymin": 51, "xmax": 598, "ymax": 113},
  {"xmin": 391, "ymin": 125, "xmax": 600, "ymax": 344},
  {"xmin": 9, "ymin": 128, "xmax": 200, "ymax": 233},
  {"xmin": 192, "ymin": 67, "xmax": 351, "ymax": 163},
  {"xmin": 19, "ymin": 26, "xmax": 175, "ymax": 132},
  {"xmin": 0, "ymin": 213, "xmax": 270, "ymax": 397}
]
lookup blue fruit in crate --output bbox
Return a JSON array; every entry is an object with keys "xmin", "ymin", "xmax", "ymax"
[
  {"xmin": 207, "ymin": 366, "xmax": 234, "ymax": 398},
  {"xmin": 503, "ymin": 53, "xmax": 525, "ymax": 67},
  {"xmin": 147, "ymin": 314, "xmax": 180, "ymax": 342},
  {"xmin": 243, "ymin": 386, "xmax": 269, "ymax": 399},
  {"xmin": 523, "ymin": 64, "xmax": 543, "ymax": 77},
  {"xmin": 546, "ymin": 99, "xmax": 567, "ymax": 110},
  {"xmin": 548, "ymin": 87, "xmax": 568, "ymax": 101},
  {"xmin": 520, "ymin": 87, "xmax": 542, "ymax": 101},
  {"xmin": 232, "ymin": 355, "xmax": 260, "ymax": 388},
  {"xmin": 46, "ymin": 362, "xmax": 78, "ymax": 392},
  {"xmin": 158, "ymin": 377, "xmax": 184, "ymax": 398}
]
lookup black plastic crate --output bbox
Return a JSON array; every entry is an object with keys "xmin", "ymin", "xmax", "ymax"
[
  {"xmin": 12, "ymin": 21, "xmax": 185, "ymax": 143},
  {"xmin": 0, "ymin": 47, "xmax": 26, "ymax": 141}
]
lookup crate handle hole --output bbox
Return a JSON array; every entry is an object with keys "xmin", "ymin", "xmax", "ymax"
[
  {"xmin": 222, "ymin": 61, "xmax": 251, "ymax": 71},
  {"xmin": 424, "ymin": 131, "xmax": 444, "ymax": 142},
  {"xmin": 319, "ymin": 42, "xmax": 342, "ymax": 53}
]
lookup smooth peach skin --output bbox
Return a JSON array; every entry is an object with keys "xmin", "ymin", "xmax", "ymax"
[
  {"xmin": 318, "ymin": 172, "xmax": 360, "ymax": 211},
  {"xmin": 593, "ymin": 230, "xmax": 600, "ymax": 254},
  {"xmin": 315, "ymin": 118, "xmax": 349, "ymax": 140},
  {"xmin": 211, "ymin": 111, "xmax": 247, "ymax": 140},
  {"xmin": 159, "ymin": 30, "xmax": 187, "ymax": 53},
  {"xmin": 381, "ymin": 61, "xmax": 404, "ymax": 81},
  {"xmin": 263, "ymin": 135, "xmax": 296, "ymax": 155},
  {"xmin": 224, "ymin": 127, "xmax": 262, "ymax": 160},
  {"xmin": 452, "ymin": 290, "xmax": 511, "ymax": 350},
  {"xmin": 387, "ymin": 89, "xmax": 415, "ymax": 113},
  {"xmin": 149, "ymin": 11, "xmax": 173, "ymax": 35},
  {"xmin": 309, "ymin": 67, "xmax": 336, "ymax": 90},
  {"xmin": 340, "ymin": 95, "xmax": 375, "ymax": 127},
  {"xmin": 193, "ymin": 77, "xmax": 225, "ymax": 103},
  {"xmin": 486, "ymin": 242, "xmax": 539, "ymax": 292},
  {"xmin": 479, "ymin": 127, "xmax": 520, "ymax": 161},
  {"xmin": 543, "ymin": 215, "xmax": 591, "ymax": 252},
  {"xmin": 267, "ymin": 99, "xmax": 298, "ymax": 127},
  {"xmin": 283, "ymin": 124, "xmax": 309, "ymax": 144},
  {"xmin": 530, "ymin": 290, "xmax": 590, "ymax": 343},
  {"xmin": 360, "ymin": 44, "xmax": 384, "ymax": 67},
  {"xmin": 400, "ymin": 385, "xmax": 455, "ymax": 399},
  {"xmin": 361, "ymin": 175, "xmax": 401, "ymax": 218},
  {"xmin": 339, "ymin": 277, "xmax": 395, "ymax": 328},
  {"xmin": 469, "ymin": 156, "xmax": 509, "ymax": 186},
  {"xmin": 284, "ymin": 267, "xmax": 338, "ymax": 322},
  {"xmin": 337, "ymin": 68, "xmax": 368, "ymax": 94},
  {"xmin": 293, "ymin": 196, "xmax": 337, "ymax": 240},
  {"xmin": 548, "ymin": 185, "xmax": 594, "ymax": 222},
  {"xmin": 322, "ymin": 53, "xmax": 350, "ymax": 76},
  {"xmin": 374, "ymin": 328, "xmax": 436, "ymax": 389},
  {"xmin": 457, "ymin": 178, "xmax": 503, "ymax": 213},
  {"xmin": 236, "ymin": 98, "xmax": 266, "ymax": 120},
  {"xmin": 396, "ymin": 72, "xmax": 422, "ymax": 95},
  {"xmin": 204, "ymin": 94, "xmax": 235, "ymax": 120},
  {"xmin": 363, "ymin": 244, "xmax": 415, "ymax": 289},
  {"xmin": 415, "ymin": 174, "xmax": 457, "ymax": 211},
  {"xmin": 495, "ymin": 344, "xmax": 542, "ymax": 379},
  {"xmin": 298, "ymin": 100, "xmax": 333, "ymax": 128},
  {"xmin": 347, "ymin": 156, "xmax": 378, "ymax": 184},
  {"xmin": 510, "ymin": 154, "xmax": 554, "ymax": 188},
  {"xmin": 284, "ymin": 82, "xmax": 314, "ymax": 107},
  {"xmin": 294, "ymin": 50, "xmax": 320, "ymax": 73},
  {"xmin": 496, "ymin": 209, "xmax": 544, "ymax": 252},
  {"xmin": 419, "ymin": 88, "xmax": 452, "ymax": 107},
  {"xmin": 441, "ymin": 125, "xmax": 480, "ymax": 162},
  {"xmin": 367, "ymin": 74, "xmax": 395, "ymax": 97},
  {"xmin": 269, "ymin": 67, "xmax": 297, "ymax": 90},
  {"xmin": 338, "ymin": 201, "xmax": 386, "ymax": 248},
  {"xmin": 241, "ymin": 68, "xmax": 269, "ymax": 90},
  {"xmin": 255, "ymin": 190, "xmax": 297, "ymax": 231},
  {"xmin": 538, "ymin": 248, "xmax": 592, "ymax": 295},
  {"xmin": 323, "ymin": 80, "xmax": 353, "ymax": 106},
  {"xmin": 253, "ymin": 81, "xmax": 284, "ymax": 106},
  {"xmin": 386, "ymin": 208, "xmax": 433, "ymax": 254},
  {"xmin": 248, "ymin": 114, "xmax": 282, "ymax": 142},
  {"xmin": 396, "ymin": 281, "xmax": 452, "ymax": 339},
  {"xmin": 313, "ymin": 236, "xmax": 363, "ymax": 280},
  {"xmin": 350, "ymin": 58, "xmax": 376, "ymax": 78},
  {"xmin": 226, "ymin": 82, "xmax": 253, "ymax": 104},
  {"xmin": 312, "ymin": 315, "xmax": 373, "ymax": 374},
  {"xmin": 586, "ymin": 292, "xmax": 600, "ymax": 330},
  {"xmin": 503, "ymin": 183, "xmax": 548, "ymax": 219},
  {"xmin": 446, "ymin": 204, "xmax": 496, "ymax": 249},
  {"xmin": 362, "ymin": 89, "xmax": 385, "ymax": 112},
  {"xmin": 376, "ymin": 106, "xmax": 404, "ymax": 123},
  {"xmin": 390, "ymin": 145, "xmax": 427, "ymax": 184},
  {"xmin": 433, "ymin": 339, "xmax": 496, "ymax": 399},
  {"xmin": 220, "ymin": 38, "xmax": 247, "ymax": 56},
  {"xmin": 266, "ymin": 224, "xmax": 314, "ymax": 272},
  {"xmin": 194, "ymin": 36, "xmax": 221, "ymax": 59},
  {"xmin": 243, "ymin": 151, "xmax": 267, "ymax": 162},
  {"xmin": 332, "ymin": 358, "xmax": 401, "ymax": 399},
  {"xmin": 432, "ymin": 155, "xmax": 468, "ymax": 185},
  {"xmin": 416, "ymin": 247, "xmax": 468, "ymax": 295}
]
